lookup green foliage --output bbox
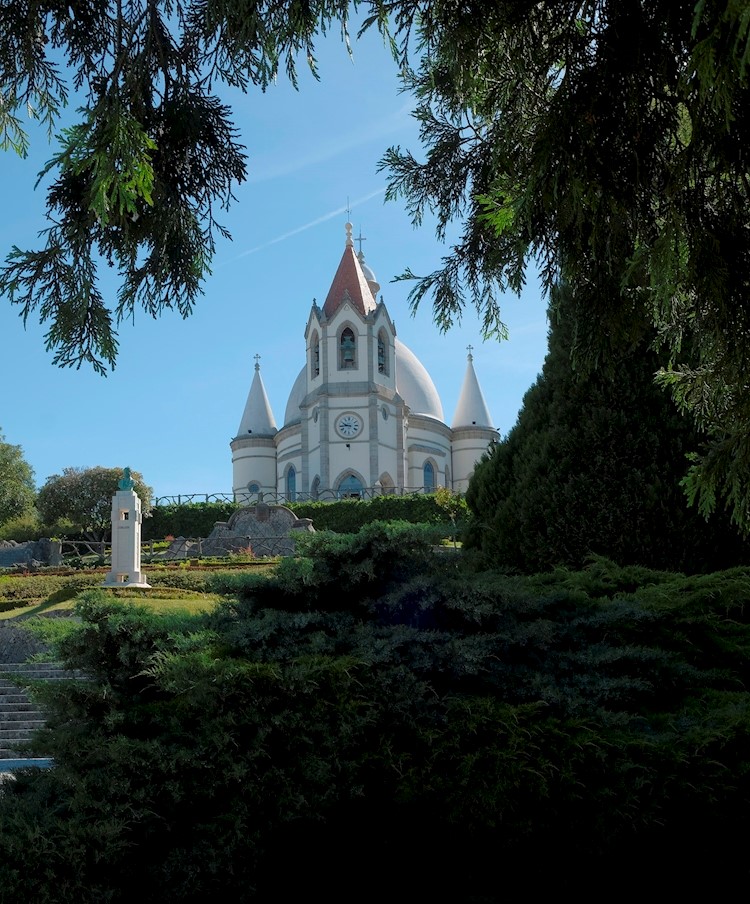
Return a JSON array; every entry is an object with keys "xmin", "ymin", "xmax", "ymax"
[
  {"xmin": 6, "ymin": 532, "xmax": 750, "ymax": 896},
  {"xmin": 0, "ymin": 429, "xmax": 35, "ymax": 527},
  {"xmin": 143, "ymin": 500, "xmax": 240, "ymax": 540},
  {"xmin": 143, "ymin": 494, "xmax": 463, "ymax": 541},
  {"xmin": 0, "ymin": 568, "xmax": 224, "ymax": 612},
  {"xmin": 0, "ymin": 512, "xmax": 77, "ymax": 541},
  {"xmin": 0, "ymin": 572, "xmax": 103, "ymax": 606},
  {"xmin": 36, "ymin": 466, "xmax": 152, "ymax": 540},
  {"xmin": 464, "ymin": 286, "xmax": 750, "ymax": 574},
  {"xmin": 379, "ymin": 0, "xmax": 750, "ymax": 532},
  {"xmin": 0, "ymin": 512, "xmax": 42, "ymax": 541},
  {"xmin": 289, "ymin": 492, "xmax": 463, "ymax": 533},
  {"xmin": 0, "ymin": 0, "xmax": 402, "ymax": 373}
]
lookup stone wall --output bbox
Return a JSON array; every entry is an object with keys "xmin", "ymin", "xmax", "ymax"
[
  {"xmin": 163, "ymin": 503, "xmax": 315, "ymax": 559},
  {"xmin": 0, "ymin": 540, "xmax": 63, "ymax": 570}
]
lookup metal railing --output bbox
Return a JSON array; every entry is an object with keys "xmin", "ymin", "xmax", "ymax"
[
  {"xmin": 152, "ymin": 486, "xmax": 439, "ymax": 507},
  {"xmin": 59, "ymin": 537, "xmax": 297, "ymax": 562}
]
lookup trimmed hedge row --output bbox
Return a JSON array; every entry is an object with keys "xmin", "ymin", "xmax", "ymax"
[{"xmin": 142, "ymin": 494, "xmax": 466, "ymax": 540}]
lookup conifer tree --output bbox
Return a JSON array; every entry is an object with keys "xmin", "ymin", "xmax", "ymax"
[{"xmin": 464, "ymin": 287, "xmax": 750, "ymax": 573}]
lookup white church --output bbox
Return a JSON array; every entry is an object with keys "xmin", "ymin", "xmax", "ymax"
[{"xmin": 231, "ymin": 222, "xmax": 498, "ymax": 502}]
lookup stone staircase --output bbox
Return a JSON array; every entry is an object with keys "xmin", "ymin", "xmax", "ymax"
[
  {"xmin": 0, "ymin": 620, "xmax": 84, "ymax": 771},
  {"xmin": 0, "ymin": 662, "xmax": 68, "ymax": 762}
]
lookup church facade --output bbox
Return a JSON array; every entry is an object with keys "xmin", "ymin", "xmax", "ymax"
[{"xmin": 231, "ymin": 223, "xmax": 497, "ymax": 502}]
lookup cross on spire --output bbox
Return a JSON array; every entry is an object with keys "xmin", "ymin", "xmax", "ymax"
[
  {"xmin": 254, "ymin": 353, "xmax": 261, "ymax": 371},
  {"xmin": 467, "ymin": 344, "xmax": 474, "ymax": 361},
  {"xmin": 355, "ymin": 228, "xmax": 367, "ymax": 255}
]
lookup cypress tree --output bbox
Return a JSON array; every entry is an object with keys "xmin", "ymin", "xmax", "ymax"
[{"xmin": 465, "ymin": 287, "xmax": 750, "ymax": 573}]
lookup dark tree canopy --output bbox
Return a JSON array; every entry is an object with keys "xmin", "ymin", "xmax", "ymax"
[
  {"xmin": 464, "ymin": 286, "xmax": 750, "ymax": 574},
  {"xmin": 0, "ymin": 0, "xmax": 405, "ymax": 374},
  {"xmin": 380, "ymin": 0, "xmax": 750, "ymax": 528}
]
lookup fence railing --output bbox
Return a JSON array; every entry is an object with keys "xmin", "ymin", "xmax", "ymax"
[
  {"xmin": 152, "ymin": 486, "xmax": 439, "ymax": 507},
  {"xmin": 59, "ymin": 538, "xmax": 292, "ymax": 562}
]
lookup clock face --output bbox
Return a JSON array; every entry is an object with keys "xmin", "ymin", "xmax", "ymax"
[{"xmin": 336, "ymin": 413, "xmax": 362, "ymax": 438}]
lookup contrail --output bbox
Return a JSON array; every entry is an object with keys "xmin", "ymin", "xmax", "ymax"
[{"xmin": 220, "ymin": 187, "xmax": 387, "ymax": 265}]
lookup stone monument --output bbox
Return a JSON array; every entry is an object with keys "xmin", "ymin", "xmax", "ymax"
[{"xmin": 102, "ymin": 468, "xmax": 151, "ymax": 588}]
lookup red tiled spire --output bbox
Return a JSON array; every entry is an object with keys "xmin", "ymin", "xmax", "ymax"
[{"xmin": 322, "ymin": 222, "xmax": 377, "ymax": 319}]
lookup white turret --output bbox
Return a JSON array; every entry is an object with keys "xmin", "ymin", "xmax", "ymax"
[
  {"xmin": 231, "ymin": 357, "xmax": 279, "ymax": 502},
  {"xmin": 450, "ymin": 348, "xmax": 498, "ymax": 491},
  {"xmin": 451, "ymin": 346, "xmax": 494, "ymax": 429},
  {"xmin": 236, "ymin": 355, "xmax": 277, "ymax": 436}
]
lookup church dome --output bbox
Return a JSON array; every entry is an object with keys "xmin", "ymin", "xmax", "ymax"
[
  {"xmin": 282, "ymin": 339, "xmax": 444, "ymax": 427},
  {"xmin": 395, "ymin": 339, "xmax": 444, "ymax": 421},
  {"xmin": 283, "ymin": 366, "xmax": 307, "ymax": 426},
  {"xmin": 358, "ymin": 251, "xmax": 381, "ymax": 298}
]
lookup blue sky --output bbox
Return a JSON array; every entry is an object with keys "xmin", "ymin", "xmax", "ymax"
[{"xmin": 0, "ymin": 21, "xmax": 549, "ymax": 502}]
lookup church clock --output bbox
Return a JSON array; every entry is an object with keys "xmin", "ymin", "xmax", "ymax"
[{"xmin": 335, "ymin": 412, "xmax": 362, "ymax": 438}]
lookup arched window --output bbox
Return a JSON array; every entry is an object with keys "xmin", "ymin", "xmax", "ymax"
[
  {"xmin": 337, "ymin": 474, "xmax": 364, "ymax": 499},
  {"xmin": 311, "ymin": 331, "xmax": 320, "ymax": 378},
  {"xmin": 286, "ymin": 466, "xmax": 296, "ymax": 502},
  {"xmin": 340, "ymin": 327, "xmax": 357, "ymax": 369},
  {"xmin": 423, "ymin": 461, "xmax": 435, "ymax": 492},
  {"xmin": 377, "ymin": 330, "xmax": 388, "ymax": 375}
]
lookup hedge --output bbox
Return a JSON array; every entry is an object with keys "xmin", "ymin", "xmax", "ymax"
[{"xmin": 142, "ymin": 495, "xmax": 467, "ymax": 540}]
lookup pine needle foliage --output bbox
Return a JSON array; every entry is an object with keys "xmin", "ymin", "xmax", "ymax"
[
  {"xmin": 379, "ymin": 0, "xmax": 750, "ymax": 532},
  {"xmin": 0, "ymin": 0, "xmax": 398, "ymax": 373},
  {"xmin": 3, "ymin": 529, "xmax": 750, "ymax": 897},
  {"xmin": 464, "ymin": 285, "xmax": 750, "ymax": 574}
]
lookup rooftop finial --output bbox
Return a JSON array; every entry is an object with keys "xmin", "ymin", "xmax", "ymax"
[
  {"xmin": 254, "ymin": 353, "xmax": 261, "ymax": 372},
  {"xmin": 345, "ymin": 220, "xmax": 354, "ymax": 247},
  {"xmin": 467, "ymin": 344, "xmax": 474, "ymax": 361},
  {"xmin": 356, "ymin": 228, "xmax": 367, "ymax": 256}
]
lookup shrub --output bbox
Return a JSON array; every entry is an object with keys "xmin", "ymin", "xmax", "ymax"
[
  {"xmin": 142, "ymin": 502, "xmax": 240, "ymax": 541},
  {"xmin": 143, "ymin": 495, "xmax": 466, "ymax": 542}
]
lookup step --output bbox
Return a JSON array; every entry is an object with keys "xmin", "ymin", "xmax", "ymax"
[
  {"xmin": 0, "ymin": 709, "xmax": 45, "ymax": 731},
  {"xmin": 0, "ymin": 696, "xmax": 37, "ymax": 707},
  {"xmin": 0, "ymin": 708, "xmax": 44, "ymax": 719},
  {"xmin": 0, "ymin": 661, "xmax": 86, "ymax": 760},
  {"xmin": 0, "ymin": 667, "xmax": 75, "ymax": 679},
  {"xmin": 0, "ymin": 661, "xmax": 64, "ymax": 672},
  {"xmin": 1, "ymin": 669, "xmax": 84, "ymax": 677},
  {"xmin": 0, "ymin": 708, "xmax": 45, "ymax": 716},
  {"xmin": 0, "ymin": 723, "xmax": 46, "ymax": 741}
]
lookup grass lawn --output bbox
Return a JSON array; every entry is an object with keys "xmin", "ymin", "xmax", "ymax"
[
  {"xmin": 0, "ymin": 565, "xmax": 278, "ymax": 620},
  {"xmin": 0, "ymin": 590, "xmax": 225, "ymax": 620}
]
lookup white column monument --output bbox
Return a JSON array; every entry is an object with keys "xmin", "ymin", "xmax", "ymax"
[{"xmin": 102, "ymin": 467, "xmax": 151, "ymax": 588}]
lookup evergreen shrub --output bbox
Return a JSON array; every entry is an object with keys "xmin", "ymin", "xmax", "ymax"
[
  {"xmin": 465, "ymin": 286, "xmax": 750, "ymax": 573},
  {"xmin": 3, "ymin": 540, "xmax": 750, "ymax": 897}
]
